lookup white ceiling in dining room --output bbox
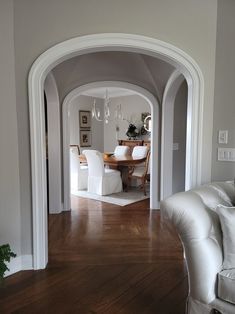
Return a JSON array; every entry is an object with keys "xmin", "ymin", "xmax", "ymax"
[{"xmin": 81, "ymin": 87, "xmax": 136, "ymax": 99}]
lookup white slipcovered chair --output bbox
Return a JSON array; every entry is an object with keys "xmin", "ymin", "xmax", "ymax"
[
  {"xmin": 132, "ymin": 145, "xmax": 148, "ymax": 159},
  {"xmin": 70, "ymin": 147, "xmax": 88, "ymax": 191},
  {"xmin": 161, "ymin": 181, "xmax": 235, "ymax": 314},
  {"xmin": 114, "ymin": 145, "xmax": 130, "ymax": 156},
  {"xmin": 129, "ymin": 145, "xmax": 150, "ymax": 188},
  {"xmin": 128, "ymin": 150, "xmax": 150, "ymax": 195},
  {"xmin": 132, "ymin": 145, "xmax": 149, "ymax": 168},
  {"xmin": 83, "ymin": 150, "xmax": 122, "ymax": 195}
]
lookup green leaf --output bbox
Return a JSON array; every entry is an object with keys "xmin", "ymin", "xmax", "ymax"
[{"xmin": 0, "ymin": 244, "xmax": 16, "ymax": 281}]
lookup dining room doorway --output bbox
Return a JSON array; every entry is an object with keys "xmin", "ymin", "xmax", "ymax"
[
  {"xmin": 28, "ymin": 33, "xmax": 204, "ymax": 269},
  {"xmin": 63, "ymin": 81, "xmax": 159, "ymax": 211}
]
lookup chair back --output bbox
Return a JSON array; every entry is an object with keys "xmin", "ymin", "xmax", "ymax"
[
  {"xmin": 144, "ymin": 151, "xmax": 151, "ymax": 176},
  {"xmin": 114, "ymin": 145, "xmax": 130, "ymax": 156},
  {"xmin": 132, "ymin": 146, "xmax": 148, "ymax": 159},
  {"xmin": 70, "ymin": 148, "xmax": 81, "ymax": 189},
  {"xmin": 70, "ymin": 144, "xmax": 80, "ymax": 155},
  {"xmin": 83, "ymin": 150, "xmax": 104, "ymax": 176}
]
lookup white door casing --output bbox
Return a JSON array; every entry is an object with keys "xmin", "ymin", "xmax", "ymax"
[
  {"xmin": 161, "ymin": 70, "xmax": 185, "ymax": 199},
  {"xmin": 28, "ymin": 33, "xmax": 205, "ymax": 270},
  {"xmin": 44, "ymin": 72, "xmax": 62, "ymax": 214}
]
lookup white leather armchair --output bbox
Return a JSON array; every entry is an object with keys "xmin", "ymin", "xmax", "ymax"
[{"xmin": 161, "ymin": 181, "xmax": 235, "ymax": 314}]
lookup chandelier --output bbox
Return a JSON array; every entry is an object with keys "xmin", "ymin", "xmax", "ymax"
[{"xmin": 91, "ymin": 89, "xmax": 123, "ymax": 124}]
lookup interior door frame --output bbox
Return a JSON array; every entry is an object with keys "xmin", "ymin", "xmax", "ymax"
[
  {"xmin": 28, "ymin": 33, "xmax": 204, "ymax": 269},
  {"xmin": 62, "ymin": 81, "xmax": 159, "ymax": 211}
]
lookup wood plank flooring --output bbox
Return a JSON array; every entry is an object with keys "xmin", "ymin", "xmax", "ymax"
[{"xmin": 0, "ymin": 197, "xmax": 188, "ymax": 313}]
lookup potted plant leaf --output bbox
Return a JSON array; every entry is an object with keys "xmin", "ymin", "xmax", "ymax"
[{"xmin": 0, "ymin": 244, "xmax": 16, "ymax": 283}]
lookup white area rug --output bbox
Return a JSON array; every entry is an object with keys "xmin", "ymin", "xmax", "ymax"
[{"xmin": 71, "ymin": 188, "xmax": 149, "ymax": 206}]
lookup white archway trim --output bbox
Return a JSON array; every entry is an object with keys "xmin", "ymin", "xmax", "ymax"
[
  {"xmin": 62, "ymin": 81, "xmax": 159, "ymax": 211},
  {"xmin": 28, "ymin": 33, "xmax": 205, "ymax": 270},
  {"xmin": 161, "ymin": 70, "xmax": 185, "ymax": 199},
  {"xmin": 44, "ymin": 72, "xmax": 62, "ymax": 214}
]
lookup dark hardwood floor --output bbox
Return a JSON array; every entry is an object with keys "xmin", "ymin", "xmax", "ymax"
[{"xmin": 0, "ymin": 196, "xmax": 188, "ymax": 313}]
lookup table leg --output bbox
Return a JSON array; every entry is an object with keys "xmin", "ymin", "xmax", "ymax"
[{"xmin": 118, "ymin": 165, "xmax": 132, "ymax": 192}]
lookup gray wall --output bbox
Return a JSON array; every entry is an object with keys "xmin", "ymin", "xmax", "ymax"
[
  {"xmin": 0, "ymin": 0, "xmax": 21, "ymax": 255},
  {"xmin": 212, "ymin": 0, "xmax": 235, "ymax": 181},
  {"xmin": 1, "ymin": 0, "xmax": 217, "ymax": 256},
  {"xmin": 104, "ymin": 95, "xmax": 151, "ymax": 152},
  {"xmin": 69, "ymin": 95, "xmax": 104, "ymax": 152},
  {"xmin": 172, "ymin": 81, "xmax": 187, "ymax": 194}
]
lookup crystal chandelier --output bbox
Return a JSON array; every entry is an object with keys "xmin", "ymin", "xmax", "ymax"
[{"xmin": 92, "ymin": 89, "xmax": 123, "ymax": 124}]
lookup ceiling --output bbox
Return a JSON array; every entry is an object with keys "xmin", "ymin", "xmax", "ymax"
[
  {"xmin": 81, "ymin": 87, "xmax": 136, "ymax": 99},
  {"xmin": 52, "ymin": 51, "xmax": 175, "ymax": 101}
]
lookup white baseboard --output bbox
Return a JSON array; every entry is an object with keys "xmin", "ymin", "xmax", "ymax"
[
  {"xmin": 49, "ymin": 208, "xmax": 62, "ymax": 214},
  {"xmin": 150, "ymin": 202, "xmax": 160, "ymax": 210},
  {"xmin": 22, "ymin": 254, "xmax": 33, "ymax": 270},
  {"xmin": 4, "ymin": 254, "xmax": 33, "ymax": 277}
]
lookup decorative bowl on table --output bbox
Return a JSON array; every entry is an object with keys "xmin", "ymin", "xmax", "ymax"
[{"xmin": 104, "ymin": 152, "xmax": 114, "ymax": 158}]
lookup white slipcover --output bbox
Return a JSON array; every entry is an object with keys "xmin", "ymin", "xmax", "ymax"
[
  {"xmin": 161, "ymin": 181, "xmax": 235, "ymax": 314},
  {"xmin": 114, "ymin": 145, "xmax": 130, "ymax": 156},
  {"xmin": 218, "ymin": 269, "xmax": 235, "ymax": 305},
  {"xmin": 132, "ymin": 146, "xmax": 148, "ymax": 158},
  {"xmin": 83, "ymin": 150, "xmax": 122, "ymax": 196},
  {"xmin": 70, "ymin": 149, "xmax": 88, "ymax": 191},
  {"xmin": 131, "ymin": 145, "xmax": 149, "ymax": 170}
]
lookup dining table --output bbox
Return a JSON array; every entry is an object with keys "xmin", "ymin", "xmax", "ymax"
[{"xmin": 79, "ymin": 153, "xmax": 146, "ymax": 190}]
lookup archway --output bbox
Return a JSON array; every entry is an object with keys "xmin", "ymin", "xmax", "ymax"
[
  {"xmin": 62, "ymin": 81, "xmax": 159, "ymax": 211},
  {"xmin": 28, "ymin": 33, "xmax": 204, "ymax": 269},
  {"xmin": 161, "ymin": 70, "xmax": 185, "ymax": 199},
  {"xmin": 44, "ymin": 72, "xmax": 62, "ymax": 214}
]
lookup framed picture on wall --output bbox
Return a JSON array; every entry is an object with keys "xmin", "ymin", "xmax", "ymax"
[
  {"xmin": 80, "ymin": 130, "xmax": 92, "ymax": 147},
  {"xmin": 79, "ymin": 110, "xmax": 91, "ymax": 128}
]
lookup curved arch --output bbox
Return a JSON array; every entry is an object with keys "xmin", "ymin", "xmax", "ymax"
[
  {"xmin": 161, "ymin": 70, "xmax": 185, "ymax": 199},
  {"xmin": 62, "ymin": 81, "xmax": 159, "ymax": 211},
  {"xmin": 28, "ymin": 33, "xmax": 205, "ymax": 269},
  {"xmin": 44, "ymin": 72, "xmax": 62, "ymax": 214}
]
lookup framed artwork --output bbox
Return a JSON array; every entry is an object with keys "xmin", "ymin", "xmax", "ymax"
[
  {"xmin": 79, "ymin": 110, "xmax": 91, "ymax": 128},
  {"xmin": 80, "ymin": 130, "xmax": 92, "ymax": 147}
]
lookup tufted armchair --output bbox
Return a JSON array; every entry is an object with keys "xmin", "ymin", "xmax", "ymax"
[{"xmin": 161, "ymin": 181, "xmax": 235, "ymax": 314}]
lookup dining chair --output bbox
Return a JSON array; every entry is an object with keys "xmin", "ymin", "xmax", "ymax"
[
  {"xmin": 131, "ymin": 145, "xmax": 149, "ymax": 169},
  {"xmin": 128, "ymin": 150, "xmax": 150, "ymax": 195},
  {"xmin": 83, "ymin": 150, "xmax": 122, "ymax": 195},
  {"xmin": 70, "ymin": 144, "xmax": 80, "ymax": 155},
  {"xmin": 114, "ymin": 145, "xmax": 130, "ymax": 156},
  {"xmin": 70, "ymin": 148, "xmax": 88, "ymax": 191},
  {"xmin": 132, "ymin": 145, "xmax": 149, "ymax": 159}
]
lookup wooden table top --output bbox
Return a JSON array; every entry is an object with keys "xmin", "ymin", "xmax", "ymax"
[{"xmin": 79, "ymin": 153, "xmax": 146, "ymax": 166}]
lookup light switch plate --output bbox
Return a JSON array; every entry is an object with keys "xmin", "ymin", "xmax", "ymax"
[
  {"xmin": 218, "ymin": 147, "xmax": 235, "ymax": 161},
  {"xmin": 218, "ymin": 130, "xmax": 228, "ymax": 144}
]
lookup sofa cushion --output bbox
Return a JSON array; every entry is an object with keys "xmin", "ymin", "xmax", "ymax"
[
  {"xmin": 194, "ymin": 185, "xmax": 233, "ymax": 210},
  {"xmin": 216, "ymin": 205, "xmax": 235, "ymax": 269},
  {"xmin": 218, "ymin": 269, "xmax": 235, "ymax": 305},
  {"xmin": 209, "ymin": 181, "xmax": 235, "ymax": 206}
]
